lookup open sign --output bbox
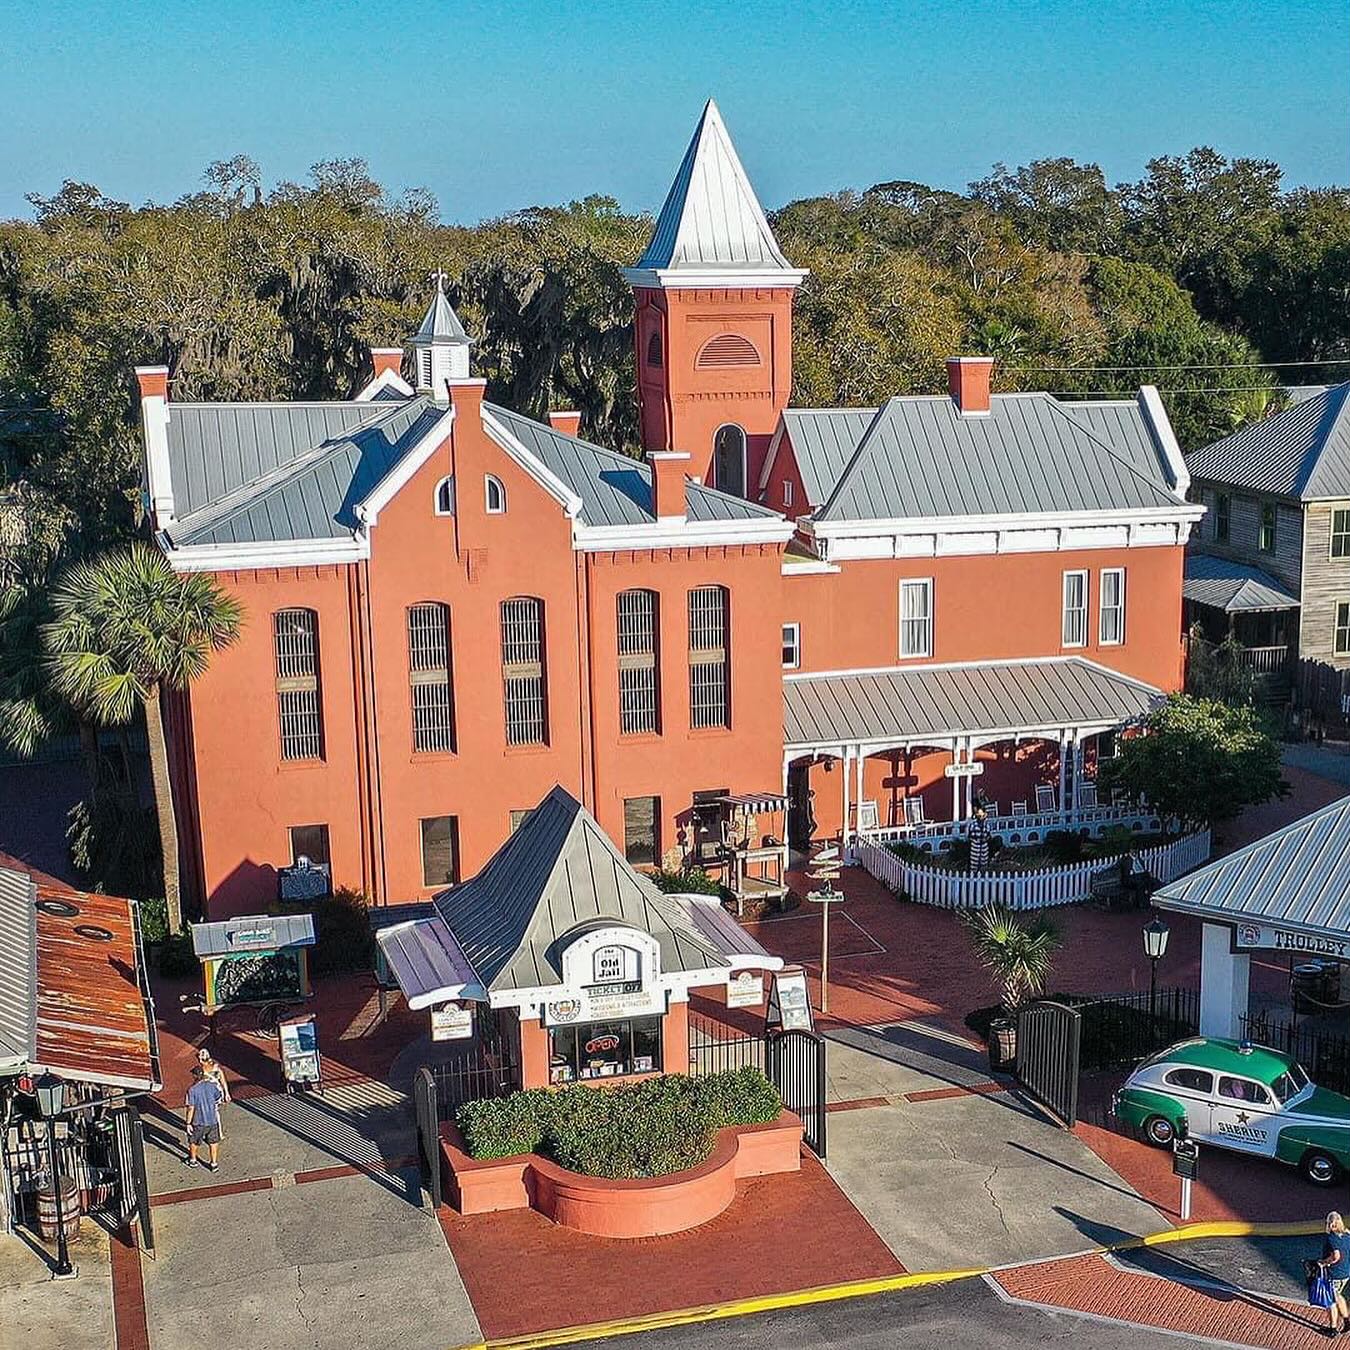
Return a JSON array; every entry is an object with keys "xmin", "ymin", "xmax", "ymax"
[{"xmin": 585, "ymin": 1034, "xmax": 620, "ymax": 1054}]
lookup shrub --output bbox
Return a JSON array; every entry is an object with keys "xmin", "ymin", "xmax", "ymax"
[
  {"xmin": 456, "ymin": 1068, "xmax": 782, "ymax": 1178},
  {"xmin": 650, "ymin": 867, "xmax": 721, "ymax": 896},
  {"xmin": 136, "ymin": 895, "xmax": 170, "ymax": 945},
  {"xmin": 306, "ymin": 887, "xmax": 375, "ymax": 976},
  {"xmin": 1043, "ymin": 830, "xmax": 1085, "ymax": 863},
  {"xmin": 157, "ymin": 932, "xmax": 198, "ymax": 978}
]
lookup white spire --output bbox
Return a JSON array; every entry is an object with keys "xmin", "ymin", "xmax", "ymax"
[
  {"xmin": 624, "ymin": 100, "xmax": 806, "ymax": 289},
  {"xmin": 410, "ymin": 271, "xmax": 471, "ymax": 393}
]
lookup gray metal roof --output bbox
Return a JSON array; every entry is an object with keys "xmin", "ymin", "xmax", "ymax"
[
  {"xmin": 375, "ymin": 916, "xmax": 484, "ymax": 1010},
  {"xmin": 815, "ymin": 394, "xmax": 1182, "ymax": 523},
  {"xmin": 485, "ymin": 404, "xmax": 781, "ymax": 528},
  {"xmin": 1060, "ymin": 399, "xmax": 1173, "ymax": 486},
  {"xmin": 433, "ymin": 785, "xmax": 731, "ymax": 993},
  {"xmin": 191, "ymin": 913, "xmax": 316, "ymax": 959},
  {"xmin": 1183, "ymin": 553, "xmax": 1301, "ymax": 613},
  {"xmin": 632, "ymin": 99, "xmax": 795, "ymax": 273},
  {"xmin": 412, "ymin": 281, "xmax": 470, "ymax": 346},
  {"xmin": 0, "ymin": 865, "xmax": 37, "ymax": 1072},
  {"xmin": 1154, "ymin": 794, "xmax": 1350, "ymax": 937},
  {"xmin": 1186, "ymin": 383, "xmax": 1350, "ymax": 501},
  {"xmin": 778, "ymin": 409, "xmax": 878, "ymax": 505},
  {"xmin": 783, "ymin": 657, "xmax": 1162, "ymax": 750},
  {"xmin": 169, "ymin": 398, "xmax": 446, "ymax": 546}
]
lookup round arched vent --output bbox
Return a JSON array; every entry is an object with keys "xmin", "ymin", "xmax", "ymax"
[
  {"xmin": 695, "ymin": 333, "xmax": 761, "ymax": 369},
  {"xmin": 36, "ymin": 898, "xmax": 81, "ymax": 919},
  {"xmin": 74, "ymin": 924, "xmax": 114, "ymax": 943}
]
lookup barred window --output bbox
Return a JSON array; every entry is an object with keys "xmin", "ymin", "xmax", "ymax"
[
  {"xmin": 407, "ymin": 603, "xmax": 454, "ymax": 753},
  {"xmin": 274, "ymin": 608, "xmax": 323, "ymax": 761},
  {"xmin": 501, "ymin": 596, "xmax": 547, "ymax": 746},
  {"xmin": 688, "ymin": 585, "xmax": 730, "ymax": 730},
  {"xmin": 617, "ymin": 589, "xmax": 660, "ymax": 735}
]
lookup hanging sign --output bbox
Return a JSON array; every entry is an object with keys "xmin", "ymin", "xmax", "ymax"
[
  {"xmin": 430, "ymin": 1001, "xmax": 475, "ymax": 1041},
  {"xmin": 726, "ymin": 970, "xmax": 764, "ymax": 1009},
  {"xmin": 1233, "ymin": 922, "xmax": 1350, "ymax": 959},
  {"xmin": 547, "ymin": 926, "xmax": 666, "ymax": 1024},
  {"xmin": 943, "ymin": 762, "xmax": 985, "ymax": 778},
  {"xmin": 765, "ymin": 965, "xmax": 814, "ymax": 1032}
]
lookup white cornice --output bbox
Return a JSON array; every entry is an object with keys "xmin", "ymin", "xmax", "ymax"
[
  {"xmin": 622, "ymin": 267, "xmax": 807, "ymax": 291},
  {"xmin": 481, "ymin": 411, "xmax": 585, "ymax": 518},
  {"xmin": 572, "ymin": 515, "xmax": 795, "ymax": 554},
  {"xmin": 1138, "ymin": 385, "xmax": 1190, "ymax": 499},
  {"xmin": 161, "ymin": 532, "xmax": 367, "ymax": 573},
  {"xmin": 354, "ymin": 368, "xmax": 415, "ymax": 402}
]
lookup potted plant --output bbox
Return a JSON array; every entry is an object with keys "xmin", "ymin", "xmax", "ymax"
[{"xmin": 964, "ymin": 904, "xmax": 1060, "ymax": 1072}]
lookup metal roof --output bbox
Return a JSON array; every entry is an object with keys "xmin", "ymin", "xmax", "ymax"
[
  {"xmin": 192, "ymin": 913, "xmax": 316, "ymax": 959},
  {"xmin": 816, "ymin": 394, "xmax": 1183, "ymax": 523},
  {"xmin": 783, "ymin": 657, "xmax": 1162, "ymax": 751},
  {"xmin": 632, "ymin": 99, "xmax": 796, "ymax": 273},
  {"xmin": 673, "ymin": 894, "xmax": 782, "ymax": 971},
  {"xmin": 0, "ymin": 865, "xmax": 37, "ymax": 1072},
  {"xmin": 1060, "ymin": 399, "xmax": 1173, "ymax": 485},
  {"xmin": 412, "ymin": 280, "xmax": 470, "ymax": 346},
  {"xmin": 485, "ymin": 404, "xmax": 781, "ymax": 528},
  {"xmin": 432, "ymin": 785, "xmax": 733, "ymax": 993},
  {"xmin": 1154, "ymin": 794, "xmax": 1350, "ymax": 937},
  {"xmin": 778, "ymin": 409, "xmax": 878, "ymax": 505},
  {"xmin": 1182, "ymin": 553, "xmax": 1301, "ymax": 613},
  {"xmin": 1186, "ymin": 383, "xmax": 1350, "ymax": 501}
]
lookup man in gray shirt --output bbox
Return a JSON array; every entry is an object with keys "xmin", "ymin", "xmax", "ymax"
[{"xmin": 185, "ymin": 1064, "xmax": 224, "ymax": 1172}]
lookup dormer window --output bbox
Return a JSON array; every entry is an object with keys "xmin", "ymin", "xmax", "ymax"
[
  {"xmin": 434, "ymin": 476, "xmax": 455, "ymax": 516},
  {"xmin": 485, "ymin": 475, "xmax": 506, "ymax": 515}
]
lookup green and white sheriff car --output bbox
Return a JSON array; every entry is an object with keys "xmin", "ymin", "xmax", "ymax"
[{"xmin": 1113, "ymin": 1036, "xmax": 1350, "ymax": 1186}]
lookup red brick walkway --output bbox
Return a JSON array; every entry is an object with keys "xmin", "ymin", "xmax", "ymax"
[{"xmin": 995, "ymin": 1251, "xmax": 1328, "ymax": 1347}]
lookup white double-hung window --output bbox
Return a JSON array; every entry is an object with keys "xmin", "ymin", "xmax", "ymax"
[
  {"xmin": 1062, "ymin": 570, "xmax": 1088, "ymax": 648},
  {"xmin": 899, "ymin": 579, "xmax": 933, "ymax": 659},
  {"xmin": 1099, "ymin": 568, "xmax": 1126, "ymax": 646}
]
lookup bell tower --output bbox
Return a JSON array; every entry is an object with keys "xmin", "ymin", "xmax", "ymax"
[{"xmin": 624, "ymin": 100, "xmax": 806, "ymax": 498}]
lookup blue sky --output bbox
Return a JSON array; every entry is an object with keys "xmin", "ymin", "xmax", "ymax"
[{"xmin": 2, "ymin": 0, "xmax": 1346, "ymax": 223}]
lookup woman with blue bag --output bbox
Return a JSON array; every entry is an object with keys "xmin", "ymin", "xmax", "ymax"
[{"xmin": 1315, "ymin": 1211, "xmax": 1350, "ymax": 1336}]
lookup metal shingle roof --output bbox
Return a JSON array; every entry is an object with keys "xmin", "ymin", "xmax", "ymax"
[
  {"xmin": 413, "ymin": 282, "xmax": 470, "ymax": 345},
  {"xmin": 1182, "ymin": 553, "xmax": 1301, "ymax": 613},
  {"xmin": 633, "ymin": 99, "xmax": 795, "ymax": 273},
  {"xmin": 779, "ymin": 408, "xmax": 878, "ymax": 505},
  {"xmin": 1154, "ymin": 795, "xmax": 1350, "ymax": 937},
  {"xmin": 1186, "ymin": 383, "xmax": 1350, "ymax": 501},
  {"xmin": 0, "ymin": 865, "xmax": 37, "ymax": 1071},
  {"xmin": 782, "ymin": 657, "xmax": 1162, "ymax": 750},
  {"xmin": 816, "ymin": 394, "xmax": 1182, "ymax": 523}
]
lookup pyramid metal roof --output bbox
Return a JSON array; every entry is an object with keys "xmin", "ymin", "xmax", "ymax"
[{"xmin": 412, "ymin": 279, "xmax": 470, "ymax": 346}]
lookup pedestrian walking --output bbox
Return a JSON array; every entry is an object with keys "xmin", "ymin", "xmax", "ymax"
[
  {"xmin": 197, "ymin": 1046, "xmax": 230, "ymax": 1136},
  {"xmin": 1320, "ymin": 1211, "xmax": 1350, "ymax": 1336},
  {"xmin": 185, "ymin": 1064, "xmax": 224, "ymax": 1172}
]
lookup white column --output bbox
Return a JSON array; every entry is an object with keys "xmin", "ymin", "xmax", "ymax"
[
  {"xmin": 1199, "ymin": 922, "xmax": 1250, "ymax": 1039},
  {"xmin": 1069, "ymin": 731, "xmax": 1083, "ymax": 819},
  {"xmin": 951, "ymin": 741, "xmax": 961, "ymax": 821},
  {"xmin": 855, "ymin": 747, "xmax": 865, "ymax": 829},
  {"xmin": 1057, "ymin": 731, "xmax": 1068, "ymax": 816},
  {"xmin": 840, "ymin": 747, "xmax": 850, "ymax": 849},
  {"xmin": 782, "ymin": 754, "xmax": 790, "ymax": 798}
]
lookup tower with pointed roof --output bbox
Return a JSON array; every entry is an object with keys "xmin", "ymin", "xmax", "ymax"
[
  {"xmin": 410, "ymin": 272, "xmax": 472, "ymax": 395},
  {"xmin": 625, "ymin": 101, "xmax": 806, "ymax": 498}
]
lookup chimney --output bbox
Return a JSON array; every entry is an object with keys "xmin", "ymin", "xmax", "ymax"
[
  {"xmin": 135, "ymin": 365, "xmax": 174, "ymax": 528},
  {"xmin": 947, "ymin": 357, "xmax": 994, "ymax": 416},
  {"xmin": 548, "ymin": 410, "xmax": 582, "ymax": 438},
  {"xmin": 370, "ymin": 347, "xmax": 403, "ymax": 381},
  {"xmin": 647, "ymin": 450, "xmax": 690, "ymax": 522},
  {"xmin": 446, "ymin": 376, "xmax": 487, "ymax": 428}
]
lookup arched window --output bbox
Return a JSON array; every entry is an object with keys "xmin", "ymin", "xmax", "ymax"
[
  {"xmin": 273, "ymin": 608, "xmax": 323, "ymax": 761},
  {"xmin": 713, "ymin": 424, "xmax": 747, "ymax": 498},
  {"xmin": 695, "ymin": 333, "xmax": 760, "ymax": 369},
  {"xmin": 485, "ymin": 474, "xmax": 506, "ymax": 514},
  {"xmin": 617, "ymin": 588, "xmax": 660, "ymax": 735},
  {"xmin": 501, "ymin": 596, "xmax": 547, "ymax": 745},
  {"xmin": 434, "ymin": 476, "xmax": 455, "ymax": 516},
  {"xmin": 646, "ymin": 329, "xmax": 663, "ymax": 367}
]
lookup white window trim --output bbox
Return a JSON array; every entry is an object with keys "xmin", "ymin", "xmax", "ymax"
[
  {"xmin": 898, "ymin": 578, "xmax": 933, "ymax": 660},
  {"xmin": 782, "ymin": 622, "xmax": 801, "ymax": 670},
  {"xmin": 485, "ymin": 474, "xmax": 507, "ymax": 515},
  {"xmin": 1335, "ymin": 598, "xmax": 1350, "ymax": 657},
  {"xmin": 1330, "ymin": 508, "xmax": 1350, "ymax": 560},
  {"xmin": 434, "ymin": 475, "xmax": 455, "ymax": 517},
  {"xmin": 1062, "ymin": 569, "xmax": 1088, "ymax": 649},
  {"xmin": 1099, "ymin": 567, "xmax": 1126, "ymax": 647},
  {"xmin": 782, "ymin": 479, "xmax": 794, "ymax": 508}
]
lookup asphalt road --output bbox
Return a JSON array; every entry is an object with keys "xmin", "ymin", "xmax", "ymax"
[{"xmin": 588, "ymin": 1277, "xmax": 1216, "ymax": 1348}]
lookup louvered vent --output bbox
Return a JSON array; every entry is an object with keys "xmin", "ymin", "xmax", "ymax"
[{"xmin": 695, "ymin": 333, "xmax": 760, "ymax": 369}]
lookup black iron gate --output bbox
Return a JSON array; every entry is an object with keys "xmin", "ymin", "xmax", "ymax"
[
  {"xmin": 1016, "ymin": 1001, "xmax": 1082, "ymax": 1127},
  {"xmin": 112, "ymin": 1105, "xmax": 154, "ymax": 1251},
  {"xmin": 412, "ymin": 1067, "xmax": 442, "ymax": 1209},
  {"xmin": 765, "ymin": 1028, "xmax": 827, "ymax": 1158}
]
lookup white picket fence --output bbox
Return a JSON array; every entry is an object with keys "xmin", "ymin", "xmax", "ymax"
[{"xmin": 853, "ymin": 828, "xmax": 1211, "ymax": 912}]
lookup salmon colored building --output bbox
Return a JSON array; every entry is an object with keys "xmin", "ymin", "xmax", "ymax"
[{"xmin": 141, "ymin": 100, "xmax": 1203, "ymax": 919}]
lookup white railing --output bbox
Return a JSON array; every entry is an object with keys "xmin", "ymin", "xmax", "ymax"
[
  {"xmin": 853, "ymin": 828, "xmax": 1211, "ymax": 913},
  {"xmin": 860, "ymin": 804, "xmax": 1163, "ymax": 856}
]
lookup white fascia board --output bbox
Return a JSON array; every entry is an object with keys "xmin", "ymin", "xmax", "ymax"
[
  {"xmin": 481, "ymin": 411, "xmax": 584, "ymax": 519},
  {"xmin": 573, "ymin": 516, "xmax": 795, "ymax": 553},
  {"xmin": 807, "ymin": 504, "xmax": 1204, "ymax": 543},
  {"xmin": 487, "ymin": 966, "xmax": 734, "ymax": 1014},
  {"xmin": 622, "ymin": 266, "xmax": 808, "ymax": 290},
  {"xmin": 161, "ymin": 534, "xmax": 367, "ymax": 573},
  {"xmin": 356, "ymin": 407, "xmax": 456, "ymax": 527},
  {"xmin": 757, "ymin": 419, "xmax": 787, "ymax": 492},
  {"xmin": 354, "ymin": 368, "xmax": 414, "ymax": 402},
  {"xmin": 782, "ymin": 558, "xmax": 841, "ymax": 576},
  {"xmin": 784, "ymin": 653, "xmax": 1161, "ymax": 694},
  {"xmin": 405, "ymin": 980, "xmax": 489, "ymax": 1011},
  {"xmin": 1138, "ymin": 385, "xmax": 1191, "ymax": 499}
]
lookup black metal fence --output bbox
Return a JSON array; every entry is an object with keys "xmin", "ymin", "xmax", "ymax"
[
  {"xmin": 1241, "ymin": 1012, "xmax": 1350, "ymax": 1098},
  {"xmin": 766, "ymin": 1028, "xmax": 828, "ymax": 1157},
  {"xmin": 687, "ymin": 1008, "xmax": 762, "ymax": 1076},
  {"xmin": 1072, "ymin": 987, "xmax": 1201, "ymax": 1072},
  {"xmin": 1016, "ymin": 1001, "xmax": 1082, "ymax": 1127},
  {"xmin": 412, "ymin": 1067, "xmax": 442, "ymax": 1209}
]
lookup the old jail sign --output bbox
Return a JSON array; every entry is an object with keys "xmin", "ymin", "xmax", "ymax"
[
  {"xmin": 546, "ymin": 926, "xmax": 666, "ymax": 1025},
  {"xmin": 1234, "ymin": 921, "xmax": 1350, "ymax": 960}
]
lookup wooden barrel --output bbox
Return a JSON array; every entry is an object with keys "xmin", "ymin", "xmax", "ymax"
[{"xmin": 36, "ymin": 1177, "xmax": 81, "ymax": 1241}]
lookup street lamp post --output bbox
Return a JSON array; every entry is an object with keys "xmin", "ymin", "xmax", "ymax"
[
  {"xmin": 33, "ymin": 1073, "xmax": 76, "ymax": 1280},
  {"xmin": 1143, "ymin": 917, "xmax": 1171, "ymax": 1029}
]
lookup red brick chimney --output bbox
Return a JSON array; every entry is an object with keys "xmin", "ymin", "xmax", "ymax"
[
  {"xmin": 370, "ymin": 347, "xmax": 403, "ymax": 380},
  {"xmin": 447, "ymin": 377, "xmax": 487, "ymax": 427},
  {"xmin": 647, "ymin": 450, "xmax": 690, "ymax": 521},
  {"xmin": 135, "ymin": 365, "xmax": 173, "ymax": 528},
  {"xmin": 947, "ymin": 357, "xmax": 995, "ymax": 416},
  {"xmin": 136, "ymin": 366, "xmax": 169, "ymax": 401},
  {"xmin": 548, "ymin": 410, "xmax": 582, "ymax": 438}
]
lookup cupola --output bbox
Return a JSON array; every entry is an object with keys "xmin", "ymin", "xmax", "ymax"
[{"xmin": 410, "ymin": 270, "xmax": 472, "ymax": 396}]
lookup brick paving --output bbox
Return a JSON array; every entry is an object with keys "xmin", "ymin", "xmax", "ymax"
[
  {"xmin": 994, "ymin": 1250, "xmax": 1330, "ymax": 1347},
  {"xmin": 110, "ymin": 1227, "xmax": 151, "ymax": 1350}
]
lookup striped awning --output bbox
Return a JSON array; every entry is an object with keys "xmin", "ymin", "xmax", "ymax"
[{"xmin": 715, "ymin": 793, "xmax": 788, "ymax": 813}]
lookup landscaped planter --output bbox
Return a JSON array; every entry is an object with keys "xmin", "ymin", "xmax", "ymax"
[{"xmin": 440, "ymin": 1109, "xmax": 803, "ymax": 1238}]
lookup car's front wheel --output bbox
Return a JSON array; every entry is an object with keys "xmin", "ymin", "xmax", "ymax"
[
  {"xmin": 1300, "ymin": 1150, "xmax": 1342, "ymax": 1187},
  {"xmin": 1143, "ymin": 1114, "xmax": 1176, "ymax": 1147}
]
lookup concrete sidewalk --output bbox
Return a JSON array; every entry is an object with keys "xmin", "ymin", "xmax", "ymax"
[{"xmin": 0, "ymin": 1224, "xmax": 115, "ymax": 1350}]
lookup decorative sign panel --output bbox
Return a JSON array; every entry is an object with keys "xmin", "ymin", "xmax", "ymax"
[
  {"xmin": 1233, "ymin": 921, "xmax": 1349, "ymax": 960},
  {"xmin": 430, "ymin": 1001, "xmax": 475, "ymax": 1042},
  {"xmin": 726, "ymin": 970, "xmax": 763, "ymax": 1009}
]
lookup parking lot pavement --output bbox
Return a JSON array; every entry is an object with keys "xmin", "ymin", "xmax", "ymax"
[
  {"xmin": 1111, "ymin": 1233, "xmax": 1310, "ymax": 1302},
  {"xmin": 140, "ymin": 1169, "xmax": 480, "ymax": 1350},
  {"xmin": 0, "ymin": 1223, "xmax": 115, "ymax": 1350}
]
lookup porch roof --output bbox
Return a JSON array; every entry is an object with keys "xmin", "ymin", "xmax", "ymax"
[
  {"xmin": 1182, "ymin": 553, "xmax": 1300, "ymax": 614},
  {"xmin": 783, "ymin": 656, "xmax": 1162, "ymax": 753}
]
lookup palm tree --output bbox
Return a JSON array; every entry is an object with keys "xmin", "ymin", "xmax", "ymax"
[
  {"xmin": 964, "ymin": 904, "xmax": 1061, "ymax": 1013},
  {"xmin": 44, "ymin": 544, "xmax": 241, "ymax": 933}
]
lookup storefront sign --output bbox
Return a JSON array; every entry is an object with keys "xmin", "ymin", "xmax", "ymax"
[
  {"xmin": 726, "ymin": 970, "xmax": 764, "ymax": 1009},
  {"xmin": 1233, "ymin": 922, "xmax": 1350, "ymax": 959},
  {"xmin": 584, "ymin": 1033, "xmax": 620, "ymax": 1054},
  {"xmin": 592, "ymin": 944, "xmax": 640, "ymax": 984},
  {"xmin": 430, "ymin": 1001, "xmax": 475, "ymax": 1041},
  {"xmin": 545, "ymin": 925, "xmax": 667, "ymax": 1025},
  {"xmin": 943, "ymin": 762, "xmax": 985, "ymax": 778}
]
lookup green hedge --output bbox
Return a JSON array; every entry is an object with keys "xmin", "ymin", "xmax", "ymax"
[{"xmin": 456, "ymin": 1068, "xmax": 782, "ymax": 1179}]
